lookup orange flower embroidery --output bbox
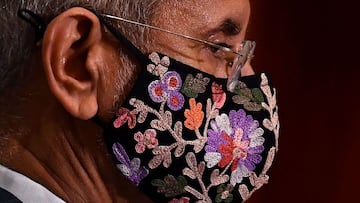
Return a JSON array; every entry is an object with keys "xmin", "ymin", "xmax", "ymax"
[{"xmin": 184, "ymin": 98, "xmax": 204, "ymax": 130}]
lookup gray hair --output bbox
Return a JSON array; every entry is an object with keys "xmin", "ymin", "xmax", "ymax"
[{"xmin": 0, "ymin": 0, "xmax": 161, "ymax": 93}]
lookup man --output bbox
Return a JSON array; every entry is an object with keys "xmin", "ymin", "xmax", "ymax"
[{"xmin": 0, "ymin": 0, "xmax": 260, "ymax": 202}]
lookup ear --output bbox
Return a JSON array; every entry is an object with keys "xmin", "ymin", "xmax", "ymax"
[{"xmin": 42, "ymin": 7, "xmax": 106, "ymax": 120}]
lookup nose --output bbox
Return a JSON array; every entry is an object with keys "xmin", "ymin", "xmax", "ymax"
[{"xmin": 225, "ymin": 56, "xmax": 255, "ymax": 79}]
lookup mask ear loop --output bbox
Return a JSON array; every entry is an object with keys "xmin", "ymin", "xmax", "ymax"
[{"xmin": 18, "ymin": 9, "xmax": 46, "ymax": 44}]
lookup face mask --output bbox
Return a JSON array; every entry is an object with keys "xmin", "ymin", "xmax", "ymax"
[{"xmin": 102, "ymin": 47, "xmax": 280, "ymax": 202}]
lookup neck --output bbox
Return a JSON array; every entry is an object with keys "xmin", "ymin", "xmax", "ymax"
[{"xmin": 0, "ymin": 85, "xmax": 150, "ymax": 202}]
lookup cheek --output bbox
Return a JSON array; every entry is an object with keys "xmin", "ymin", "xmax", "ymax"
[
  {"xmin": 97, "ymin": 63, "xmax": 121, "ymax": 120},
  {"xmin": 96, "ymin": 46, "xmax": 140, "ymax": 120},
  {"xmin": 197, "ymin": 49, "xmax": 229, "ymax": 78},
  {"xmin": 113, "ymin": 58, "xmax": 139, "ymax": 106}
]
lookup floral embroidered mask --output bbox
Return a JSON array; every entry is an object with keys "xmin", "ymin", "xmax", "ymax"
[
  {"xmin": 99, "ymin": 20, "xmax": 280, "ymax": 202},
  {"xmin": 96, "ymin": 11, "xmax": 281, "ymax": 203}
]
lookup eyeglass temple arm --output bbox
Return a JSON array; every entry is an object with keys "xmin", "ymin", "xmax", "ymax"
[
  {"xmin": 96, "ymin": 14, "xmax": 149, "ymax": 64},
  {"xmin": 101, "ymin": 14, "xmax": 240, "ymax": 55}
]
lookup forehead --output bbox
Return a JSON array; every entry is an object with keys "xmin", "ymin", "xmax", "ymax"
[{"xmin": 153, "ymin": 0, "xmax": 250, "ymax": 34}]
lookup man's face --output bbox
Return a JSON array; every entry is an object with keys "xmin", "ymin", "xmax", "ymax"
[{"xmin": 148, "ymin": 0, "xmax": 251, "ymax": 78}]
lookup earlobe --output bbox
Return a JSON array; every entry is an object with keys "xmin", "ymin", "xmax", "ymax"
[{"xmin": 42, "ymin": 7, "xmax": 103, "ymax": 120}]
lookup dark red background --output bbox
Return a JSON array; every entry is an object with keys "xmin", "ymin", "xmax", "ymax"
[{"xmin": 247, "ymin": 1, "xmax": 360, "ymax": 202}]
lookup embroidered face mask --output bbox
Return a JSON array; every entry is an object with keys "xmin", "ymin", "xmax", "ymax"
[
  {"xmin": 94, "ymin": 11, "xmax": 280, "ymax": 203},
  {"xmin": 103, "ymin": 51, "xmax": 279, "ymax": 202},
  {"xmin": 17, "ymin": 8, "xmax": 280, "ymax": 203}
]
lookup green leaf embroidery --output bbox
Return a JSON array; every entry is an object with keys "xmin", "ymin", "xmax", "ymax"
[
  {"xmin": 251, "ymin": 88, "xmax": 265, "ymax": 103},
  {"xmin": 244, "ymin": 102, "xmax": 262, "ymax": 111},
  {"xmin": 151, "ymin": 175, "xmax": 188, "ymax": 197},
  {"xmin": 232, "ymin": 95, "xmax": 250, "ymax": 105},
  {"xmin": 232, "ymin": 82, "xmax": 265, "ymax": 111},
  {"xmin": 181, "ymin": 74, "xmax": 210, "ymax": 98},
  {"xmin": 215, "ymin": 184, "xmax": 234, "ymax": 203}
]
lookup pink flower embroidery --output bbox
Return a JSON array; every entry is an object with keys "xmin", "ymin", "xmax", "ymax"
[
  {"xmin": 168, "ymin": 197, "xmax": 190, "ymax": 203},
  {"xmin": 219, "ymin": 128, "xmax": 250, "ymax": 171},
  {"xmin": 113, "ymin": 107, "xmax": 136, "ymax": 129},
  {"xmin": 134, "ymin": 129, "xmax": 159, "ymax": 153},
  {"xmin": 212, "ymin": 82, "xmax": 226, "ymax": 109}
]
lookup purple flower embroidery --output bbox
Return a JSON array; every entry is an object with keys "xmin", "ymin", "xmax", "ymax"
[
  {"xmin": 148, "ymin": 71, "xmax": 185, "ymax": 111},
  {"xmin": 112, "ymin": 143, "xmax": 149, "ymax": 186},
  {"xmin": 204, "ymin": 109, "xmax": 265, "ymax": 185}
]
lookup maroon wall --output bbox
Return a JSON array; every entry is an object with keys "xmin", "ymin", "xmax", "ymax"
[{"xmin": 247, "ymin": 1, "xmax": 360, "ymax": 202}]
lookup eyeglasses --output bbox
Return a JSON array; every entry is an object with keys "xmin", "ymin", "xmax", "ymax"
[{"xmin": 101, "ymin": 14, "xmax": 256, "ymax": 92}]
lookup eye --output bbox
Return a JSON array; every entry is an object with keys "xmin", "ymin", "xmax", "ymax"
[{"xmin": 208, "ymin": 42, "xmax": 231, "ymax": 53}]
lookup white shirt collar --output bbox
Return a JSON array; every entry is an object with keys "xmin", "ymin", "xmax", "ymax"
[{"xmin": 0, "ymin": 164, "xmax": 65, "ymax": 203}]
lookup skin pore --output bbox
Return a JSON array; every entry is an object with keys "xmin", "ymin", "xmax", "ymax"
[{"xmin": 0, "ymin": 0, "xmax": 252, "ymax": 202}]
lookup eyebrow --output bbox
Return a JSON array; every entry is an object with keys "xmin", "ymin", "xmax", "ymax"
[
  {"xmin": 220, "ymin": 19, "xmax": 241, "ymax": 35},
  {"xmin": 206, "ymin": 18, "xmax": 242, "ymax": 36}
]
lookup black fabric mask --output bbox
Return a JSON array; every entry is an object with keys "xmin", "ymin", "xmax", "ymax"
[
  {"xmin": 94, "ymin": 9, "xmax": 280, "ymax": 203},
  {"xmin": 102, "ymin": 48, "xmax": 280, "ymax": 202}
]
